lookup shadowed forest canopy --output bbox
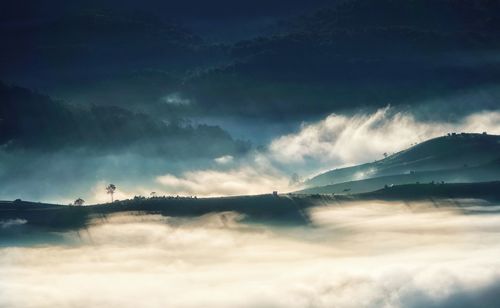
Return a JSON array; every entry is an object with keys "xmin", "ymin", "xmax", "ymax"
[
  {"xmin": 2, "ymin": 0, "xmax": 500, "ymax": 120},
  {"xmin": 181, "ymin": 0, "xmax": 500, "ymax": 118},
  {"xmin": 0, "ymin": 82, "xmax": 250, "ymax": 158}
]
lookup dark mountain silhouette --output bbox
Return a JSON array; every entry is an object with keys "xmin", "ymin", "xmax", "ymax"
[
  {"xmin": 0, "ymin": 82, "xmax": 249, "ymax": 157},
  {"xmin": 1, "ymin": 9, "xmax": 228, "ymax": 109},
  {"xmin": 284, "ymin": 0, "xmax": 500, "ymax": 36},
  {"xmin": 2, "ymin": 1, "xmax": 500, "ymax": 119},
  {"xmin": 1, "ymin": 9, "xmax": 205, "ymax": 73},
  {"xmin": 179, "ymin": 0, "xmax": 500, "ymax": 119}
]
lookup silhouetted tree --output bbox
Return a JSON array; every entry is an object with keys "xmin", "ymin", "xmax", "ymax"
[
  {"xmin": 106, "ymin": 184, "xmax": 116, "ymax": 202},
  {"xmin": 74, "ymin": 198, "xmax": 85, "ymax": 206}
]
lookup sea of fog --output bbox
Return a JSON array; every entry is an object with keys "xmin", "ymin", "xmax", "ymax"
[{"xmin": 1, "ymin": 200, "xmax": 500, "ymax": 308}]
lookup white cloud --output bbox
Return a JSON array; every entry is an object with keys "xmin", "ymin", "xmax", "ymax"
[
  {"xmin": 150, "ymin": 107, "xmax": 500, "ymax": 198},
  {"xmin": 269, "ymin": 107, "xmax": 500, "ymax": 169},
  {"xmin": 0, "ymin": 219, "xmax": 26, "ymax": 229},
  {"xmin": 156, "ymin": 160, "xmax": 289, "ymax": 197},
  {"xmin": 214, "ymin": 155, "xmax": 234, "ymax": 165},
  {"xmin": 161, "ymin": 93, "xmax": 191, "ymax": 106},
  {"xmin": 2, "ymin": 203, "xmax": 500, "ymax": 307}
]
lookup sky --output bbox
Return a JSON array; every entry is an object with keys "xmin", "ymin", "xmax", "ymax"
[{"xmin": 1, "ymin": 0, "xmax": 500, "ymax": 203}]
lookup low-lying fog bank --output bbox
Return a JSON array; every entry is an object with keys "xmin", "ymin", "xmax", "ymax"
[{"xmin": 1, "ymin": 200, "xmax": 500, "ymax": 308}]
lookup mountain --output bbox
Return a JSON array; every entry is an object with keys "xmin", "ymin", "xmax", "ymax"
[
  {"xmin": 0, "ymin": 81, "xmax": 249, "ymax": 157},
  {"xmin": 304, "ymin": 133, "xmax": 500, "ymax": 189},
  {"xmin": 2, "ymin": 181, "xmax": 500, "ymax": 232},
  {"xmin": 3, "ymin": 1, "xmax": 500, "ymax": 120},
  {"xmin": 284, "ymin": 0, "xmax": 500, "ymax": 36},
  {"xmin": 359, "ymin": 181, "xmax": 500, "ymax": 201},
  {"xmin": 0, "ymin": 9, "xmax": 228, "ymax": 108},
  {"xmin": 1, "ymin": 9, "xmax": 205, "ymax": 73},
  {"xmin": 299, "ymin": 158, "xmax": 500, "ymax": 195},
  {"xmin": 179, "ymin": 0, "xmax": 500, "ymax": 119}
]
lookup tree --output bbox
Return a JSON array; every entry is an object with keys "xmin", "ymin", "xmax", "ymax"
[
  {"xmin": 106, "ymin": 184, "xmax": 116, "ymax": 202},
  {"xmin": 74, "ymin": 198, "xmax": 85, "ymax": 206}
]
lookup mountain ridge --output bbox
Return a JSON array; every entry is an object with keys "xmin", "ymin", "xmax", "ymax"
[{"xmin": 304, "ymin": 133, "xmax": 500, "ymax": 189}]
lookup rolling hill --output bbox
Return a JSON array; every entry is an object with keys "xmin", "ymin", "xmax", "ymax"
[
  {"xmin": 2, "ymin": 181, "xmax": 500, "ymax": 233},
  {"xmin": 304, "ymin": 133, "xmax": 500, "ymax": 189},
  {"xmin": 299, "ymin": 158, "xmax": 500, "ymax": 195}
]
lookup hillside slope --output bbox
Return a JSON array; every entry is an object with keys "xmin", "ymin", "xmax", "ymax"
[
  {"xmin": 2, "ymin": 181, "xmax": 500, "ymax": 233},
  {"xmin": 359, "ymin": 181, "xmax": 500, "ymax": 201},
  {"xmin": 299, "ymin": 158, "xmax": 500, "ymax": 195},
  {"xmin": 305, "ymin": 133, "xmax": 500, "ymax": 188}
]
